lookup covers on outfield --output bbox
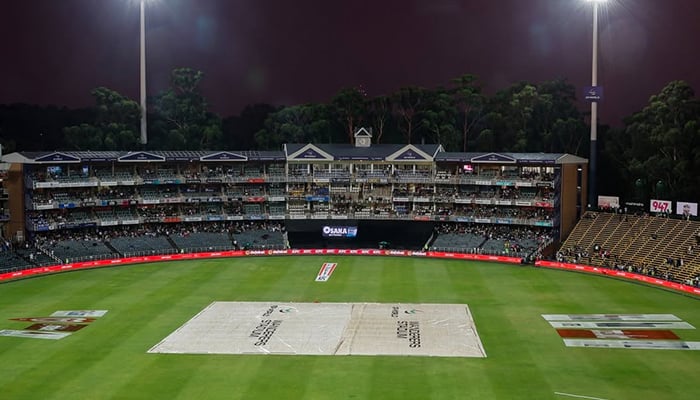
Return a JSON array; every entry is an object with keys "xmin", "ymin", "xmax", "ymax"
[{"xmin": 149, "ymin": 301, "xmax": 486, "ymax": 357}]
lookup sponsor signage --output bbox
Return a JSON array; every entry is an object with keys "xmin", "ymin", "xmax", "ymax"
[
  {"xmin": 471, "ymin": 153, "xmax": 516, "ymax": 164},
  {"xmin": 547, "ymin": 321, "xmax": 696, "ymax": 330},
  {"xmin": 0, "ymin": 330, "xmax": 72, "ymax": 340},
  {"xmin": 542, "ymin": 312, "xmax": 699, "ymax": 351},
  {"xmin": 598, "ymin": 195, "xmax": 620, "ymax": 209},
  {"xmin": 676, "ymin": 201, "xmax": 698, "ymax": 217},
  {"xmin": 394, "ymin": 149, "xmax": 427, "ymax": 161},
  {"xmin": 584, "ymin": 86, "xmax": 604, "ymax": 102},
  {"xmin": 563, "ymin": 339, "xmax": 700, "ymax": 350},
  {"xmin": 1, "ymin": 310, "xmax": 107, "ymax": 341},
  {"xmin": 321, "ymin": 226, "xmax": 358, "ymax": 238},
  {"xmin": 557, "ymin": 329, "xmax": 680, "ymax": 340},
  {"xmin": 543, "ymin": 314, "xmax": 681, "ymax": 322},
  {"xmin": 35, "ymin": 152, "xmax": 81, "ymax": 163},
  {"xmin": 306, "ymin": 195, "xmax": 329, "ymax": 202},
  {"xmin": 315, "ymin": 262, "xmax": 337, "ymax": 282},
  {"xmin": 650, "ymin": 199, "xmax": 672, "ymax": 213}
]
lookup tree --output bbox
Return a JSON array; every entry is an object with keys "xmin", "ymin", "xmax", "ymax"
[
  {"xmin": 222, "ymin": 103, "xmax": 279, "ymax": 150},
  {"xmin": 532, "ymin": 79, "xmax": 586, "ymax": 154},
  {"xmin": 419, "ymin": 87, "xmax": 458, "ymax": 150},
  {"xmin": 366, "ymin": 95, "xmax": 390, "ymax": 143},
  {"xmin": 451, "ymin": 75, "xmax": 485, "ymax": 151},
  {"xmin": 615, "ymin": 81, "xmax": 700, "ymax": 200},
  {"xmin": 255, "ymin": 103, "xmax": 332, "ymax": 149},
  {"xmin": 331, "ymin": 87, "xmax": 367, "ymax": 143},
  {"xmin": 151, "ymin": 68, "xmax": 222, "ymax": 150},
  {"xmin": 62, "ymin": 87, "xmax": 140, "ymax": 150},
  {"xmin": 391, "ymin": 86, "xmax": 426, "ymax": 144}
]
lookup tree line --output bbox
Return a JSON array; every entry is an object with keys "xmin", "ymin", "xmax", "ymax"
[{"xmin": 1, "ymin": 68, "xmax": 699, "ymax": 203}]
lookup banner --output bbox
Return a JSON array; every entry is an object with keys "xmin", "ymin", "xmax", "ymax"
[
  {"xmin": 321, "ymin": 226, "xmax": 358, "ymax": 238},
  {"xmin": 597, "ymin": 195, "xmax": 619, "ymax": 209},
  {"xmin": 676, "ymin": 201, "xmax": 698, "ymax": 217},
  {"xmin": 315, "ymin": 263, "xmax": 337, "ymax": 282},
  {"xmin": 650, "ymin": 199, "xmax": 672, "ymax": 213}
]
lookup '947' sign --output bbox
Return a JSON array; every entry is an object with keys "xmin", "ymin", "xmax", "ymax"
[{"xmin": 650, "ymin": 199, "xmax": 672, "ymax": 213}]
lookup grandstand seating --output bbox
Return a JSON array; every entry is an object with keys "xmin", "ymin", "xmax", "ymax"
[
  {"xmin": 44, "ymin": 238, "xmax": 117, "ymax": 263},
  {"xmin": 169, "ymin": 231, "xmax": 234, "ymax": 251},
  {"xmin": 233, "ymin": 229, "xmax": 285, "ymax": 250},
  {"xmin": 559, "ymin": 211, "xmax": 700, "ymax": 285},
  {"xmin": 0, "ymin": 250, "xmax": 34, "ymax": 272},
  {"xmin": 108, "ymin": 235, "xmax": 175, "ymax": 256}
]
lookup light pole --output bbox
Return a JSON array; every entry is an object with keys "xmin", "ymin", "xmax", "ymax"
[
  {"xmin": 139, "ymin": 0, "xmax": 148, "ymax": 145},
  {"xmin": 587, "ymin": 0, "xmax": 605, "ymax": 209}
]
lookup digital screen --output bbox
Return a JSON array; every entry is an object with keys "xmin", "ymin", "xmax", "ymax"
[
  {"xmin": 46, "ymin": 166, "xmax": 62, "ymax": 175},
  {"xmin": 463, "ymin": 164, "xmax": 474, "ymax": 173},
  {"xmin": 676, "ymin": 202, "xmax": 698, "ymax": 217},
  {"xmin": 597, "ymin": 195, "xmax": 620, "ymax": 209},
  {"xmin": 322, "ymin": 226, "xmax": 358, "ymax": 238}
]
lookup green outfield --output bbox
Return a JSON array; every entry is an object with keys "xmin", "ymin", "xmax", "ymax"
[{"xmin": 1, "ymin": 256, "xmax": 699, "ymax": 400}]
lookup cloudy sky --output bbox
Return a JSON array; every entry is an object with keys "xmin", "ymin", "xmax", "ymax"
[{"xmin": 2, "ymin": 0, "xmax": 699, "ymax": 125}]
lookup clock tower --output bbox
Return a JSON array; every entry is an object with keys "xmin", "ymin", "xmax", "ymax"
[{"xmin": 354, "ymin": 127, "xmax": 372, "ymax": 148}]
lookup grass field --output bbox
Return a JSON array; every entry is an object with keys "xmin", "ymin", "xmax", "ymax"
[{"xmin": 1, "ymin": 255, "xmax": 699, "ymax": 400}]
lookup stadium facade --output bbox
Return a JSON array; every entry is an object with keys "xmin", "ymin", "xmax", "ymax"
[{"xmin": 0, "ymin": 128, "xmax": 587, "ymax": 248}]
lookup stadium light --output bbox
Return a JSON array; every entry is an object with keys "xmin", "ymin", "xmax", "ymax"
[
  {"xmin": 586, "ymin": 0, "xmax": 606, "ymax": 209},
  {"xmin": 139, "ymin": 0, "xmax": 148, "ymax": 145}
]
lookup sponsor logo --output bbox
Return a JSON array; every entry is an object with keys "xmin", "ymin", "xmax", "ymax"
[
  {"xmin": 249, "ymin": 319, "xmax": 283, "ymax": 346},
  {"xmin": 321, "ymin": 226, "xmax": 358, "ymax": 238},
  {"xmin": 2, "ymin": 310, "xmax": 107, "ymax": 341},
  {"xmin": 557, "ymin": 329, "xmax": 680, "ymax": 340},
  {"xmin": 11, "ymin": 317, "xmax": 96, "ymax": 324},
  {"xmin": 396, "ymin": 320, "xmax": 422, "ymax": 348},
  {"xmin": 0, "ymin": 330, "xmax": 71, "ymax": 340},
  {"xmin": 25, "ymin": 323, "xmax": 87, "ymax": 333},
  {"xmin": 315, "ymin": 262, "xmax": 337, "ymax": 282},
  {"xmin": 544, "ymin": 313, "xmax": 696, "ymax": 351},
  {"xmin": 51, "ymin": 310, "xmax": 108, "ymax": 318}
]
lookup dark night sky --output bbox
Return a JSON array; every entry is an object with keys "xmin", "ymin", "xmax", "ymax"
[{"xmin": 2, "ymin": 0, "xmax": 699, "ymax": 125}]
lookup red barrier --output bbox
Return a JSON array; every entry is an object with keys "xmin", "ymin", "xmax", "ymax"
[
  {"xmin": 535, "ymin": 260, "xmax": 700, "ymax": 297},
  {"xmin": 0, "ymin": 249, "xmax": 523, "ymax": 282}
]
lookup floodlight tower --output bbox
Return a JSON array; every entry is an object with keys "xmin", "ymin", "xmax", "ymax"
[
  {"xmin": 586, "ymin": 0, "xmax": 606, "ymax": 208},
  {"xmin": 139, "ymin": 0, "xmax": 148, "ymax": 145}
]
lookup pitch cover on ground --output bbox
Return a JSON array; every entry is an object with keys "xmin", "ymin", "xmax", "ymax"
[{"xmin": 149, "ymin": 301, "xmax": 486, "ymax": 358}]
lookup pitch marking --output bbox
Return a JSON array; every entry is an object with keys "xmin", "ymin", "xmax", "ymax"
[{"xmin": 554, "ymin": 392, "xmax": 610, "ymax": 400}]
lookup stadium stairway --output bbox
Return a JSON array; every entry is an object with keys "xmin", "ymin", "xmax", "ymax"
[{"xmin": 103, "ymin": 241, "xmax": 122, "ymax": 258}]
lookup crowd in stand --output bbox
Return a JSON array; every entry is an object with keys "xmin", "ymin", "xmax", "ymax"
[
  {"xmin": 432, "ymin": 222, "xmax": 554, "ymax": 258},
  {"xmin": 556, "ymin": 244, "xmax": 700, "ymax": 288},
  {"xmin": 20, "ymin": 221, "xmax": 286, "ymax": 264}
]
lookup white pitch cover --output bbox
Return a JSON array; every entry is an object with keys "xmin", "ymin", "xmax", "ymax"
[{"xmin": 148, "ymin": 301, "xmax": 486, "ymax": 358}]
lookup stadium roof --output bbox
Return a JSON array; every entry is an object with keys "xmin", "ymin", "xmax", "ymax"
[
  {"xmin": 284, "ymin": 143, "xmax": 443, "ymax": 162},
  {"xmin": 1, "ymin": 150, "xmax": 287, "ymax": 164},
  {"xmin": 1, "ymin": 146, "xmax": 587, "ymax": 165},
  {"xmin": 436, "ymin": 152, "xmax": 588, "ymax": 165}
]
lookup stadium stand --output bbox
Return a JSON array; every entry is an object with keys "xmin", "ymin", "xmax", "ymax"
[
  {"xmin": 0, "ymin": 138, "xmax": 587, "ymax": 279},
  {"xmin": 558, "ymin": 211, "xmax": 700, "ymax": 286}
]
